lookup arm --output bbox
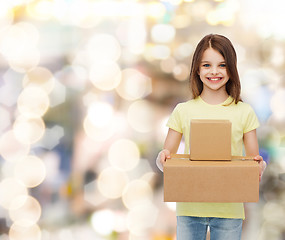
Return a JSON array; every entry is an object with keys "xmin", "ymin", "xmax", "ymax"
[
  {"xmin": 243, "ymin": 129, "xmax": 266, "ymax": 181},
  {"xmin": 156, "ymin": 128, "xmax": 182, "ymax": 171}
]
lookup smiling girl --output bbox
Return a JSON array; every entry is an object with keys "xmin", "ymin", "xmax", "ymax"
[{"xmin": 156, "ymin": 34, "xmax": 266, "ymax": 240}]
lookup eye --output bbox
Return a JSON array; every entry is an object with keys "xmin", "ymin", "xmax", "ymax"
[
  {"xmin": 202, "ymin": 64, "xmax": 210, "ymax": 67},
  {"xmin": 220, "ymin": 63, "xmax": 226, "ymax": 68}
]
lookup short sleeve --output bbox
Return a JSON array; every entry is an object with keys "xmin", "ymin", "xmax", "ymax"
[
  {"xmin": 166, "ymin": 104, "xmax": 183, "ymax": 133},
  {"xmin": 243, "ymin": 104, "xmax": 260, "ymax": 133}
]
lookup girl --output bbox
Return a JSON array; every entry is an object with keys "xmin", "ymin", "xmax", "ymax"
[{"xmin": 156, "ymin": 34, "xmax": 266, "ymax": 240}]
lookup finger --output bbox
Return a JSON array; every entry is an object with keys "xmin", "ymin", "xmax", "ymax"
[
  {"xmin": 254, "ymin": 155, "xmax": 263, "ymax": 163},
  {"xmin": 160, "ymin": 152, "xmax": 166, "ymax": 162}
]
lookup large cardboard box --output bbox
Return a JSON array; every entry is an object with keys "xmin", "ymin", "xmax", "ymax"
[
  {"xmin": 190, "ymin": 119, "xmax": 231, "ymax": 161},
  {"xmin": 163, "ymin": 119, "xmax": 259, "ymax": 202},
  {"xmin": 164, "ymin": 156, "xmax": 259, "ymax": 202}
]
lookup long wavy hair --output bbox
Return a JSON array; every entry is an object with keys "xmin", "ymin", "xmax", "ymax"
[{"xmin": 189, "ymin": 34, "xmax": 241, "ymax": 104}]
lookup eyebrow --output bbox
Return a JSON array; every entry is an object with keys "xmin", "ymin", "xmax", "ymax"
[{"xmin": 201, "ymin": 60, "xmax": 226, "ymax": 63}]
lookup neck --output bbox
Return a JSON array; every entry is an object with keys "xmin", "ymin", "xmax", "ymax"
[{"xmin": 200, "ymin": 90, "xmax": 229, "ymax": 105}]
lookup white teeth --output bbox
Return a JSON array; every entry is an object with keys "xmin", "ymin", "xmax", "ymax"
[{"xmin": 208, "ymin": 78, "xmax": 220, "ymax": 81}]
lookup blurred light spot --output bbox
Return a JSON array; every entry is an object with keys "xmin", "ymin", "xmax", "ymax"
[
  {"xmin": 13, "ymin": 116, "xmax": 45, "ymax": 144},
  {"xmin": 116, "ymin": 18, "xmax": 146, "ymax": 54},
  {"xmin": 120, "ymin": 49, "xmax": 141, "ymax": 65},
  {"xmin": 113, "ymin": 211, "xmax": 128, "ymax": 233},
  {"xmin": 172, "ymin": 14, "xmax": 192, "ymax": 28},
  {"xmin": 163, "ymin": 0, "xmax": 183, "ymax": 5},
  {"xmin": 8, "ymin": 47, "xmax": 40, "ymax": 73},
  {"xmin": 151, "ymin": 24, "xmax": 176, "ymax": 43},
  {"xmin": 262, "ymin": 201, "xmax": 285, "ymax": 223},
  {"xmin": 108, "ymin": 139, "xmax": 140, "ymax": 171},
  {"xmin": 14, "ymin": 22, "xmax": 39, "ymax": 46},
  {"xmin": 127, "ymin": 202, "xmax": 158, "ymax": 236},
  {"xmin": 235, "ymin": 44, "xmax": 246, "ymax": 63},
  {"xmin": 7, "ymin": 0, "xmax": 34, "ymax": 7},
  {"xmin": 61, "ymin": 0, "xmax": 102, "ymax": 28},
  {"xmin": 0, "ymin": 4, "xmax": 14, "ymax": 32},
  {"xmin": 9, "ymin": 196, "xmax": 41, "ymax": 226},
  {"xmin": 270, "ymin": 88, "xmax": 285, "ymax": 121},
  {"xmin": 97, "ymin": 167, "xmax": 129, "ymax": 199},
  {"xmin": 240, "ymin": 0, "xmax": 285, "ymax": 39},
  {"xmin": 91, "ymin": 209, "xmax": 115, "ymax": 235},
  {"xmin": 89, "ymin": 61, "xmax": 121, "ymax": 91},
  {"xmin": 27, "ymin": 0, "xmax": 53, "ymax": 20},
  {"xmin": 241, "ymin": 69, "xmax": 263, "ymax": 93},
  {"xmin": 83, "ymin": 116, "xmax": 115, "ymax": 142},
  {"xmin": 0, "ymin": 23, "xmax": 40, "ymax": 72},
  {"xmin": 71, "ymin": 50, "xmax": 88, "ymax": 68},
  {"xmin": 0, "ymin": 178, "xmax": 28, "ymax": 209},
  {"xmin": 116, "ymin": 69, "xmax": 152, "ymax": 101},
  {"xmin": 0, "ymin": 131, "xmax": 30, "ymax": 162},
  {"xmin": 0, "ymin": 68, "xmax": 24, "ymax": 107},
  {"xmin": 82, "ymin": 91, "xmax": 98, "ymax": 107},
  {"xmin": 87, "ymin": 101, "xmax": 114, "ymax": 128},
  {"xmin": 173, "ymin": 63, "xmax": 189, "ymax": 81},
  {"xmin": 141, "ymin": 172, "xmax": 156, "ymax": 185},
  {"xmin": 58, "ymin": 229, "xmax": 74, "ymax": 240},
  {"xmin": 36, "ymin": 125, "xmax": 64, "ymax": 150},
  {"xmin": 186, "ymin": 1, "xmax": 211, "ymax": 22},
  {"xmin": 84, "ymin": 180, "xmax": 107, "ymax": 207},
  {"xmin": 206, "ymin": 1, "xmax": 238, "ymax": 26},
  {"xmin": 151, "ymin": 45, "xmax": 171, "ymax": 60},
  {"xmin": 270, "ymin": 46, "xmax": 284, "ymax": 67},
  {"xmin": 14, "ymin": 155, "xmax": 46, "ymax": 188},
  {"xmin": 0, "ymin": 106, "xmax": 11, "ymax": 133},
  {"xmin": 72, "ymin": 65, "xmax": 88, "ymax": 82},
  {"xmin": 87, "ymin": 34, "xmax": 121, "ymax": 62},
  {"xmin": 17, "ymin": 86, "xmax": 50, "ymax": 117},
  {"xmin": 160, "ymin": 57, "xmax": 176, "ymax": 73},
  {"xmin": 41, "ymin": 152, "xmax": 60, "ymax": 184},
  {"xmin": 89, "ymin": 1, "xmax": 144, "ymax": 17},
  {"xmin": 257, "ymin": 126, "xmax": 280, "ymax": 151},
  {"xmin": 243, "ymin": 86, "xmax": 272, "ymax": 123},
  {"xmin": 127, "ymin": 100, "xmax": 155, "ymax": 133},
  {"xmin": 146, "ymin": 2, "xmax": 166, "ymax": 19},
  {"xmin": 242, "ymin": 68, "xmax": 280, "ymax": 92},
  {"xmin": 160, "ymin": 116, "xmax": 170, "ymax": 140},
  {"xmin": 49, "ymin": 80, "xmax": 66, "ymax": 107},
  {"xmin": 122, "ymin": 180, "xmax": 153, "ymax": 210},
  {"xmin": 23, "ymin": 67, "xmax": 55, "ymax": 94},
  {"xmin": 9, "ymin": 223, "xmax": 41, "ymax": 240},
  {"xmin": 174, "ymin": 43, "xmax": 193, "ymax": 59},
  {"xmin": 277, "ymin": 148, "xmax": 285, "ymax": 171}
]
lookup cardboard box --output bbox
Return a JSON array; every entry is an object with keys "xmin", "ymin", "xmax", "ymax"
[
  {"xmin": 164, "ymin": 156, "xmax": 259, "ymax": 202},
  {"xmin": 190, "ymin": 119, "xmax": 231, "ymax": 161}
]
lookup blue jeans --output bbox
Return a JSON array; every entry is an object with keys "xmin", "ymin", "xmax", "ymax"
[{"xmin": 177, "ymin": 216, "xmax": 243, "ymax": 240}]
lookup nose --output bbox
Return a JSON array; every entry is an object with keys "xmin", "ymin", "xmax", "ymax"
[{"xmin": 210, "ymin": 66, "xmax": 218, "ymax": 75}]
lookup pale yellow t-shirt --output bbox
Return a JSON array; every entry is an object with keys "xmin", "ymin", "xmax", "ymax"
[{"xmin": 166, "ymin": 96, "xmax": 260, "ymax": 219}]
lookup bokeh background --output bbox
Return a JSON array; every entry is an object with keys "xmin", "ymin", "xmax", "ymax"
[{"xmin": 0, "ymin": 0, "xmax": 285, "ymax": 239}]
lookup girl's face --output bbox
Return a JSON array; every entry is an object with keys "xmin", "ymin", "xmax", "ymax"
[{"xmin": 198, "ymin": 47, "xmax": 229, "ymax": 93}]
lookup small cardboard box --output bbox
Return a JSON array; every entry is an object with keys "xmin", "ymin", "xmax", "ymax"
[
  {"xmin": 164, "ymin": 157, "xmax": 259, "ymax": 202},
  {"xmin": 190, "ymin": 119, "xmax": 231, "ymax": 161}
]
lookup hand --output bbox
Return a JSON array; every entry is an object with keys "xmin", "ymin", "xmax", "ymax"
[
  {"xmin": 156, "ymin": 149, "xmax": 171, "ymax": 172},
  {"xmin": 254, "ymin": 155, "xmax": 267, "ymax": 182}
]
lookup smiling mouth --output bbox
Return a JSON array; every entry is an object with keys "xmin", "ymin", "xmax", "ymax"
[{"xmin": 207, "ymin": 77, "xmax": 222, "ymax": 81}]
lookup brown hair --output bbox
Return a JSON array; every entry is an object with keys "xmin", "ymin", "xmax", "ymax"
[{"xmin": 189, "ymin": 34, "xmax": 241, "ymax": 104}]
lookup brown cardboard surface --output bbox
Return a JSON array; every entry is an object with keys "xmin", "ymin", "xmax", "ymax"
[
  {"xmin": 190, "ymin": 119, "xmax": 231, "ymax": 160},
  {"xmin": 164, "ymin": 157, "xmax": 259, "ymax": 202}
]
